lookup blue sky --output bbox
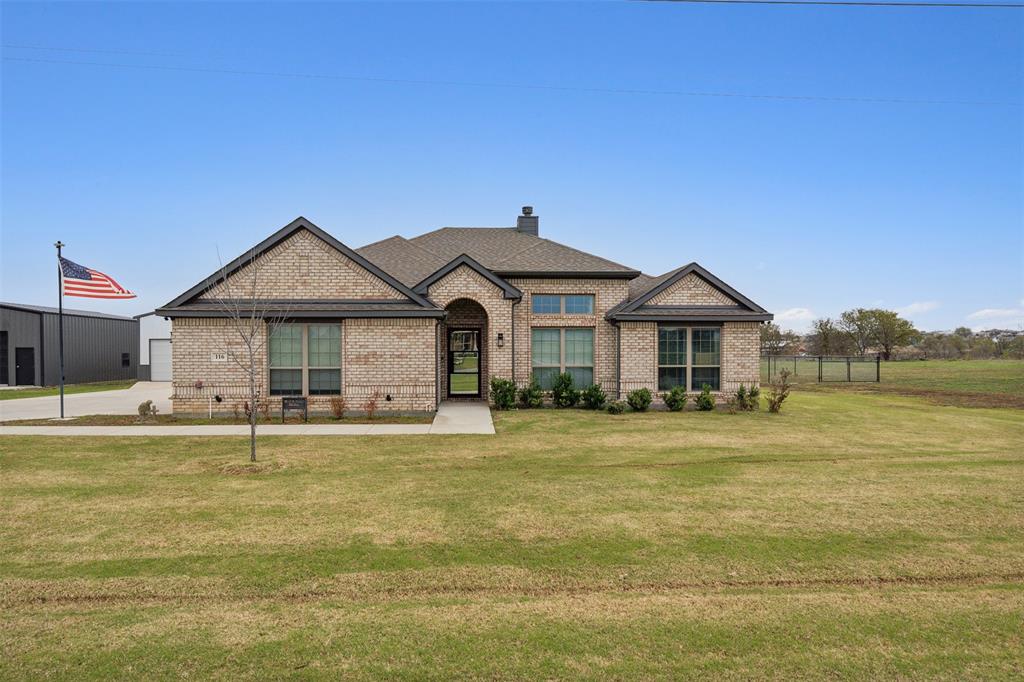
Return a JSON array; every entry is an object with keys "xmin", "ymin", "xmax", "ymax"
[{"xmin": 2, "ymin": 1, "xmax": 1021, "ymax": 332}]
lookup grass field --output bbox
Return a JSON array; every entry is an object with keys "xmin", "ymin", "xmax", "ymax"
[
  {"xmin": 766, "ymin": 358, "xmax": 1024, "ymax": 408},
  {"xmin": 0, "ymin": 380, "xmax": 137, "ymax": 401},
  {"xmin": 2, "ymin": 383, "xmax": 1023, "ymax": 679}
]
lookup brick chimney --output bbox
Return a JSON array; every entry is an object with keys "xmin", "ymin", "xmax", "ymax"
[{"xmin": 516, "ymin": 206, "xmax": 539, "ymax": 236}]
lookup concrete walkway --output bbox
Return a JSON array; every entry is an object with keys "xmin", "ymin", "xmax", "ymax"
[
  {"xmin": 0, "ymin": 401, "xmax": 495, "ymax": 436},
  {"xmin": 0, "ymin": 382, "xmax": 172, "ymax": 422}
]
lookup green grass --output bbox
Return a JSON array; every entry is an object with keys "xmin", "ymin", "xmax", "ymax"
[
  {"xmin": 0, "ymin": 380, "xmax": 137, "ymax": 401},
  {"xmin": 765, "ymin": 358, "xmax": 1024, "ymax": 408},
  {"xmin": 2, "ymin": 388, "xmax": 1023, "ymax": 679}
]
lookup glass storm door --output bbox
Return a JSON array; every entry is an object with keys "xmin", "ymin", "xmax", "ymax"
[{"xmin": 448, "ymin": 329, "xmax": 480, "ymax": 397}]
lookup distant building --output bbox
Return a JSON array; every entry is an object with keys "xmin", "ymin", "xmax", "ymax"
[
  {"xmin": 136, "ymin": 312, "xmax": 172, "ymax": 381},
  {"xmin": 0, "ymin": 302, "xmax": 138, "ymax": 387}
]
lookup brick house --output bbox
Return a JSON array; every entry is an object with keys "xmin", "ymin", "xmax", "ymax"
[{"xmin": 156, "ymin": 209, "xmax": 772, "ymax": 414}]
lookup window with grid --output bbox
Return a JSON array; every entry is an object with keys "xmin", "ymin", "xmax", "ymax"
[
  {"xmin": 307, "ymin": 324, "xmax": 341, "ymax": 395},
  {"xmin": 531, "ymin": 294, "xmax": 595, "ymax": 315},
  {"xmin": 691, "ymin": 328, "xmax": 721, "ymax": 391},
  {"xmin": 531, "ymin": 327, "xmax": 594, "ymax": 389},
  {"xmin": 658, "ymin": 326, "xmax": 687, "ymax": 391},
  {"xmin": 269, "ymin": 324, "xmax": 303, "ymax": 396}
]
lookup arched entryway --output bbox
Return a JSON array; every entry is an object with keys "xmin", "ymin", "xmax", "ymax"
[{"xmin": 441, "ymin": 298, "xmax": 489, "ymax": 400}]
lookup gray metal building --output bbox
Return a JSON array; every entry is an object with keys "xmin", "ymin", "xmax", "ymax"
[{"xmin": 0, "ymin": 302, "xmax": 139, "ymax": 387}]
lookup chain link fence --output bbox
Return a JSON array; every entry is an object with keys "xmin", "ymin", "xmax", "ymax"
[{"xmin": 761, "ymin": 355, "xmax": 881, "ymax": 384}]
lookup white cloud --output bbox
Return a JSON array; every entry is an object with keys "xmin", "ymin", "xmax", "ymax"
[
  {"xmin": 896, "ymin": 301, "xmax": 939, "ymax": 316},
  {"xmin": 966, "ymin": 304, "xmax": 1024, "ymax": 331},
  {"xmin": 775, "ymin": 307, "xmax": 816, "ymax": 332},
  {"xmin": 777, "ymin": 307, "xmax": 815, "ymax": 322}
]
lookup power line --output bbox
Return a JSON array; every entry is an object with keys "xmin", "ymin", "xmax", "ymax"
[
  {"xmin": 641, "ymin": 0, "xmax": 1023, "ymax": 7},
  {"xmin": 2, "ymin": 55, "xmax": 1018, "ymax": 107}
]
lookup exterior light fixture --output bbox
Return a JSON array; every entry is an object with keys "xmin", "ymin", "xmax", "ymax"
[{"xmin": 496, "ymin": 332, "xmax": 504, "ymax": 348}]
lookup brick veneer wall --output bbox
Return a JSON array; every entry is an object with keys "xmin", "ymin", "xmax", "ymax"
[
  {"xmin": 170, "ymin": 316, "xmax": 437, "ymax": 414},
  {"xmin": 440, "ymin": 299, "xmax": 489, "ymax": 399},
  {"xmin": 427, "ymin": 265, "xmax": 514, "ymax": 402},
  {"xmin": 617, "ymin": 320, "xmax": 761, "ymax": 405},
  {"xmin": 648, "ymin": 273, "xmax": 736, "ymax": 306},
  {"xmin": 509, "ymin": 279, "xmax": 629, "ymax": 393},
  {"xmin": 200, "ymin": 229, "xmax": 406, "ymax": 301}
]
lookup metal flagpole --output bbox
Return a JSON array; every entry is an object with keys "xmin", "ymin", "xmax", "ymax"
[{"xmin": 55, "ymin": 241, "xmax": 66, "ymax": 419}]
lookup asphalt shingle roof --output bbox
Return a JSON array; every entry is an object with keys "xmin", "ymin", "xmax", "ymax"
[{"xmin": 357, "ymin": 227, "xmax": 638, "ymax": 285}]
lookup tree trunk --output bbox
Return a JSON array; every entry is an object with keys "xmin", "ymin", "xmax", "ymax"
[{"xmin": 249, "ymin": 366, "xmax": 257, "ymax": 462}]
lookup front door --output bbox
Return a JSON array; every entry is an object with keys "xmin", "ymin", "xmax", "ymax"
[
  {"xmin": 15, "ymin": 347, "xmax": 35, "ymax": 386},
  {"xmin": 448, "ymin": 329, "xmax": 480, "ymax": 397}
]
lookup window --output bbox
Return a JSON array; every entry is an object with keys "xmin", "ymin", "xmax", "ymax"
[
  {"xmin": 270, "ymin": 323, "xmax": 341, "ymax": 396},
  {"xmin": 658, "ymin": 327, "xmax": 686, "ymax": 391},
  {"xmin": 564, "ymin": 295, "xmax": 594, "ymax": 315},
  {"xmin": 531, "ymin": 327, "xmax": 594, "ymax": 389},
  {"xmin": 531, "ymin": 294, "xmax": 595, "ymax": 315},
  {"xmin": 121, "ymin": 352, "xmax": 130, "ymax": 368},
  {"xmin": 657, "ymin": 325, "xmax": 722, "ymax": 391},
  {"xmin": 532, "ymin": 295, "xmax": 561, "ymax": 315},
  {"xmin": 691, "ymin": 328, "xmax": 721, "ymax": 391},
  {"xmin": 307, "ymin": 324, "xmax": 341, "ymax": 395}
]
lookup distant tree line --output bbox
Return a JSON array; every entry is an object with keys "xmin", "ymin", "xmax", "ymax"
[{"xmin": 761, "ymin": 309, "xmax": 1024, "ymax": 360}]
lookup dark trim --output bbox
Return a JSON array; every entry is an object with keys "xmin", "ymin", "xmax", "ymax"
[
  {"xmin": 38, "ymin": 313, "xmax": 45, "ymax": 388},
  {"xmin": 447, "ymin": 327, "xmax": 482, "ymax": 398},
  {"xmin": 618, "ymin": 263, "xmax": 770, "ymax": 315},
  {"xmin": 511, "ymin": 298, "xmax": 519, "ymax": 386},
  {"xmin": 159, "ymin": 217, "xmax": 438, "ymax": 311},
  {"xmin": 156, "ymin": 308, "xmax": 445, "ymax": 319},
  {"xmin": 611, "ymin": 313, "xmax": 772, "ymax": 323},
  {"xmin": 614, "ymin": 320, "xmax": 621, "ymax": 400},
  {"xmin": 494, "ymin": 270, "xmax": 641, "ymax": 280},
  {"xmin": 414, "ymin": 254, "xmax": 522, "ymax": 300}
]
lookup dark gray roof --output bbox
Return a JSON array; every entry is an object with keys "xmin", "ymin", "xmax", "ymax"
[
  {"xmin": 155, "ymin": 300, "xmax": 443, "ymax": 318},
  {"xmin": 388, "ymin": 227, "xmax": 639, "ymax": 278},
  {"xmin": 356, "ymin": 236, "xmax": 447, "ymax": 287},
  {"xmin": 611, "ymin": 305, "xmax": 773, "ymax": 322},
  {"xmin": 1, "ymin": 302, "xmax": 136, "ymax": 321}
]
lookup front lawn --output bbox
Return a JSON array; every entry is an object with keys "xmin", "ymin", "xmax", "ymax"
[
  {"xmin": 0, "ymin": 380, "xmax": 137, "ymax": 401},
  {"xmin": 1, "ymin": 390, "xmax": 1022, "ymax": 678}
]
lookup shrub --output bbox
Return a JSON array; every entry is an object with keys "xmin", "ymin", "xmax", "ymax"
[
  {"xmin": 662, "ymin": 385, "xmax": 688, "ymax": 412},
  {"xmin": 518, "ymin": 377, "xmax": 544, "ymax": 409},
  {"xmin": 551, "ymin": 372, "xmax": 580, "ymax": 408},
  {"xmin": 489, "ymin": 377, "xmax": 517, "ymax": 410},
  {"xmin": 137, "ymin": 399, "xmax": 154, "ymax": 417},
  {"xmin": 732, "ymin": 384, "xmax": 759, "ymax": 412},
  {"xmin": 364, "ymin": 391, "xmax": 380, "ymax": 420},
  {"xmin": 765, "ymin": 369, "xmax": 791, "ymax": 413},
  {"xmin": 626, "ymin": 387, "xmax": 652, "ymax": 412},
  {"xmin": 329, "ymin": 396, "xmax": 347, "ymax": 419},
  {"xmin": 607, "ymin": 400, "xmax": 626, "ymax": 415},
  {"xmin": 695, "ymin": 384, "xmax": 716, "ymax": 411},
  {"xmin": 580, "ymin": 384, "xmax": 607, "ymax": 410}
]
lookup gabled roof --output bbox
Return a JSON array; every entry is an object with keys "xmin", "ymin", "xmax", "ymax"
[
  {"xmin": 609, "ymin": 262, "xmax": 772, "ymax": 322},
  {"xmin": 403, "ymin": 227, "xmax": 640, "ymax": 278},
  {"xmin": 159, "ymin": 217, "xmax": 438, "ymax": 312},
  {"xmin": 413, "ymin": 254, "xmax": 522, "ymax": 300}
]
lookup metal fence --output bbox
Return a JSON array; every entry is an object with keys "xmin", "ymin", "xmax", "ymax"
[{"xmin": 761, "ymin": 355, "xmax": 880, "ymax": 384}]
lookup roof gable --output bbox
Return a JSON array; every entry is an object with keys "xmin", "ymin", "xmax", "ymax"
[
  {"xmin": 619, "ymin": 263, "xmax": 768, "ymax": 315},
  {"xmin": 413, "ymin": 254, "xmax": 522, "ymax": 300},
  {"xmin": 161, "ymin": 217, "xmax": 436, "ymax": 310}
]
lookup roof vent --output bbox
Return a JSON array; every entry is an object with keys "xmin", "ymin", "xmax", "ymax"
[{"xmin": 516, "ymin": 206, "xmax": 538, "ymax": 236}]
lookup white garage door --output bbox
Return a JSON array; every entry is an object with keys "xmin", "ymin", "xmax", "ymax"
[{"xmin": 150, "ymin": 339, "xmax": 172, "ymax": 381}]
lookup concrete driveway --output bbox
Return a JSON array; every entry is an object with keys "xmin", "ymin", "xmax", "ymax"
[{"xmin": 0, "ymin": 382, "xmax": 172, "ymax": 422}]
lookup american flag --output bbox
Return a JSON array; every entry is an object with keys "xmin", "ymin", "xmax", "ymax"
[{"xmin": 59, "ymin": 257, "xmax": 136, "ymax": 299}]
